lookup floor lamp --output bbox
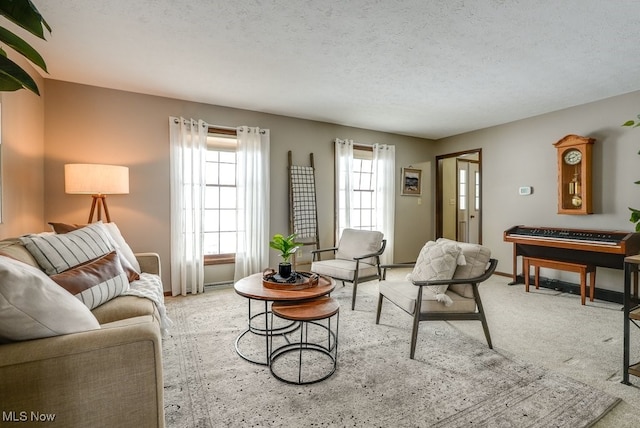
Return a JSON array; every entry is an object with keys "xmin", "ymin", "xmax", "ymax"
[{"xmin": 65, "ymin": 164, "xmax": 129, "ymax": 223}]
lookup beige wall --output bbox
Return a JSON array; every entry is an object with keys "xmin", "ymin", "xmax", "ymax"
[
  {"xmin": 5, "ymin": 77, "xmax": 640, "ymax": 294},
  {"xmin": 436, "ymin": 90, "xmax": 640, "ymax": 292},
  {"xmin": 394, "ymin": 160, "xmax": 433, "ymax": 262},
  {"xmin": 0, "ymin": 59, "xmax": 46, "ymax": 238},
  {"xmin": 42, "ymin": 80, "xmax": 435, "ymax": 290}
]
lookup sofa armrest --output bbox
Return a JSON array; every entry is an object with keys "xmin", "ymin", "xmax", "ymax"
[
  {"xmin": 136, "ymin": 252, "xmax": 161, "ymax": 276},
  {"xmin": 0, "ymin": 315, "xmax": 164, "ymax": 427}
]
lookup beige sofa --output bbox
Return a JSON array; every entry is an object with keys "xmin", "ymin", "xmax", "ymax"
[{"xmin": 0, "ymin": 237, "xmax": 165, "ymax": 428}]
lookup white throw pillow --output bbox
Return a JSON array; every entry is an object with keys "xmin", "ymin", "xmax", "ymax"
[
  {"xmin": 408, "ymin": 240, "xmax": 465, "ymax": 306},
  {"xmin": 19, "ymin": 222, "xmax": 115, "ymax": 275},
  {"xmin": 437, "ymin": 238, "xmax": 491, "ymax": 298},
  {"xmin": 102, "ymin": 222, "xmax": 141, "ymax": 273},
  {"xmin": 47, "ymin": 221, "xmax": 140, "ymax": 282},
  {"xmin": 0, "ymin": 256, "xmax": 100, "ymax": 343}
]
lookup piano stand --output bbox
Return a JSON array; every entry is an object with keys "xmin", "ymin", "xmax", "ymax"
[{"xmin": 523, "ymin": 257, "xmax": 596, "ymax": 305}]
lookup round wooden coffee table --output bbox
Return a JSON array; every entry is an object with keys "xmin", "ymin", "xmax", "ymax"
[{"xmin": 234, "ymin": 272, "xmax": 335, "ymax": 366}]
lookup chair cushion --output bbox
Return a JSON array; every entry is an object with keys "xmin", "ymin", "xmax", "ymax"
[
  {"xmin": 311, "ymin": 259, "xmax": 378, "ymax": 282},
  {"xmin": 379, "ymin": 280, "xmax": 477, "ymax": 315},
  {"xmin": 437, "ymin": 238, "xmax": 491, "ymax": 298},
  {"xmin": 408, "ymin": 240, "xmax": 465, "ymax": 305},
  {"xmin": 335, "ymin": 229, "xmax": 383, "ymax": 265}
]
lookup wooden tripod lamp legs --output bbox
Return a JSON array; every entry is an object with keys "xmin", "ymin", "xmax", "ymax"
[{"xmin": 88, "ymin": 194, "xmax": 111, "ymax": 223}]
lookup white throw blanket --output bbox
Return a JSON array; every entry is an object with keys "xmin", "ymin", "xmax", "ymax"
[{"xmin": 123, "ymin": 273, "xmax": 173, "ymax": 336}]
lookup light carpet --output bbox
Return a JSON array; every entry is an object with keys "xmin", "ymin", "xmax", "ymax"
[{"xmin": 162, "ymin": 284, "xmax": 620, "ymax": 427}]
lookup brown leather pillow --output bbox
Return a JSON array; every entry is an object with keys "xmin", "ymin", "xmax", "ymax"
[
  {"xmin": 50, "ymin": 251, "xmax": 129, "ymax": 309},
  {"xmin": 48, "ymin": 222, "xmax": 140, "ymax": 282},
  {"xmin": 48, "ymin": 222, "xmax": 86, "ymax": 234}
]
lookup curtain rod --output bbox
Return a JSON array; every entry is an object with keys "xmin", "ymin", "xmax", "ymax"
[{"xmin": 172, "ymin": 118, "xmax": 267, "ymax": 134}]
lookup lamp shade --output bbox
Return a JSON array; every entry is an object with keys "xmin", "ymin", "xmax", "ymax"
[{"xmin": 65, "ymin": 164, "xmax": 129, "ymax": 195}]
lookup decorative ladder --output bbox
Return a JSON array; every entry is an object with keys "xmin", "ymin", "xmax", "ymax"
[{"xmin": 288, "ymin": 151, "xmax": 320, "ymax": 270}]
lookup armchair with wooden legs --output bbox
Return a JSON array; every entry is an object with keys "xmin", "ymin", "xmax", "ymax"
[
  {"xmin": 375, "ymin": 239, "xmax": 497, "ymax": 359},
  {"xmin": 311, "ymin": 228, "xmax": 386, "ymax": 310}
]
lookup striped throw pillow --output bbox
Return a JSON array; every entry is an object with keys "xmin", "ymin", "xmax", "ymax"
[
  {"xmin": 20, "ymin": 223, "xmax": 115, "ymax": 275},
  {"xmin": 50, "ymin": 251, "xmax": 129, "ymax": 310}
]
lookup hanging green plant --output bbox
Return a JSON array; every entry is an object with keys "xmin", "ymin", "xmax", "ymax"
[
  {"xmin": 623, "ymin": 115, "xmax": 640, "ymax": 231},
  {"xmin": 0, "ymin": 0, "xmax": 50, "ymax": 95}
]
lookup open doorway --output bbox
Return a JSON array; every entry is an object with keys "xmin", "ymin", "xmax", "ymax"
[{"xmin": 436, "ymin": 149, "xmax": 482, "ymax": 244}]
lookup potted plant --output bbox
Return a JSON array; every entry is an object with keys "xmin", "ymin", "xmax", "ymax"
[{"xmin": 269, "ymin": 233, "xmax": 303, "ymax": 278}]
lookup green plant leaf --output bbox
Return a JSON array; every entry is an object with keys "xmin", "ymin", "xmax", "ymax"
[
  {"xmin": 0, "ymin": 27, "xmax": 46, "ymax": 72},
  {"xmin": 0, "ymin": 0, "xmax": 50, "ymax": 39},
  {"xmin": 0, "ymin": 71, "xmax": 23, "ymax": 91},
  {"xmin": 623, "ymin": 120, "xmax": 636, "ymax": 127},
  {"xmin": 0, "ymin": 53, "xmax": 38, "ymax": 94},
  {"xmin": 269, "ymin": 233, "xmax": 303, "ymax": 262}
]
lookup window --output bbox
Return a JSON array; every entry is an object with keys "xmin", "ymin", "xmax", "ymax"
[
  {"xmin": 458, "ymin": 167, "xmax": 467, "ymax": 211},
  {"xmin": 351, "ymin": 148, "xmax": 376, "ymax": 231},
  {"xmin": 204, "ymin": 130, "xmax": 237, "ymax": 264},
  {"xmin": 475, "ymin": 170, "xmax": 480, "ymax": 211}
]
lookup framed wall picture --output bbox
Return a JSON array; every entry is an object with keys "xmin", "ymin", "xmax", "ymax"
[{"xmin": 401, "ymin": 167, "xmax": 421, "ymax": 196}]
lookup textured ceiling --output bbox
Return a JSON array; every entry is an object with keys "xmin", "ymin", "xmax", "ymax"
[{"xmin": 25, "ymin": 0, "xmax": 640, "ymax": 139}]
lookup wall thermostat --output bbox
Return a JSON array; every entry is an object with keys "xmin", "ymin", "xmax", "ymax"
[{"xmin": 518, "ymin": 186, "xmax": 533, "ymax": 196}]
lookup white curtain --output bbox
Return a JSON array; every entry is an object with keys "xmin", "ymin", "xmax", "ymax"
[
  {"xmin": 373, "ymin": 144, "xmax": 396, "ymax": 264},
  {"xmin": 234, "ymin": 126, "xmax": 270, "ymax": 282},
  {"xmin": 169, "ymin": 117, "xmax": 207, "ymax": 296},
  {"xmin": 335, "ymin": 138, "xmax": 354, "ymax": 242}
]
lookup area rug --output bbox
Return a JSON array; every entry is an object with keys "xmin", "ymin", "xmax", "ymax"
[{"xmin": 162, "ymin": 284, "xmax": 620, "ymax": 427}]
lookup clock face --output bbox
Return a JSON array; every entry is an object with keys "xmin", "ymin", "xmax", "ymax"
[{"xmin": 563, "ymin": 149, "xmax": 582, "ymax": 165}]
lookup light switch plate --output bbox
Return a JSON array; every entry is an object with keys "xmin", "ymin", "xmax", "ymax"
[{"xmin": 518, "ymin": 186, "xmax": 533, "ymax": 196}]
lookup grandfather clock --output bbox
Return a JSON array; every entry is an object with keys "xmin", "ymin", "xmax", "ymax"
[{"xmin": 554, "ymin": 134, "xmax": 595, "ymax": 215}]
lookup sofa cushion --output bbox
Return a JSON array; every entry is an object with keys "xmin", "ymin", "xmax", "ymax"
[
  {"xmin": 0, "ymin": 255, "xmax": 100, "ymax": 342},
  {"xmin": 48, "ymin": 221, "xmax": 140, "ymax": 282},
  {"xmin": 20, "ymin": 222, "xmax": 115, "ymax": 275},
  {"xmin": 50, "ymin": 251, "xmax": 130, "ymax": 310},
  {"xmin": 0, "ymin": 238, "xmax": 40, "ymax": 268},
  {"xmin": 91, "ymin": 295, "xmax": 157, "ymax": 325}
]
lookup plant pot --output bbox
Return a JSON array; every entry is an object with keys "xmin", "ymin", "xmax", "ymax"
[{"xmin": 278, "ymin": 262, "xmax": 292, "ymax": 278}]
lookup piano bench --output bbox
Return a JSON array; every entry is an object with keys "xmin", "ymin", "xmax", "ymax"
[{"xmin": 522, "ymin": 257, "xmax": 596, "ymax": 305}]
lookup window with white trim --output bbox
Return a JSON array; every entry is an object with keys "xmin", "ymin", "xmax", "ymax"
[
  {"xmin": 204, "ymin": 131, "xmax": 237, "ymax": 262},
  {"xmin": 351, "ymin": 147, "xmax": 376, "ymax": 231}
]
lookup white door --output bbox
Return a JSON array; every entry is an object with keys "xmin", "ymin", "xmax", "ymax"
[
  {"xmin": 456, "ymin": 160, "xmax": 480, "ymax": 244},
  {"xmin": 468, "ymin": 162, "xmax": 480, "ymax": 244}
]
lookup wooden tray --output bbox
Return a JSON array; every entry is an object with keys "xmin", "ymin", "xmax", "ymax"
[{"xmin": 262, "ymin": 269, "xmax": 319, "ymax": 290}]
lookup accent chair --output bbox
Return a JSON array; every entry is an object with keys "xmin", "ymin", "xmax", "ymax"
[
  {"xmin": 375, "ymin": 238, "xmax": 497, "ymax": 359},
  {"xmin": 311, "ymin": 228, "xmax": 386, "ymax": 310}
]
